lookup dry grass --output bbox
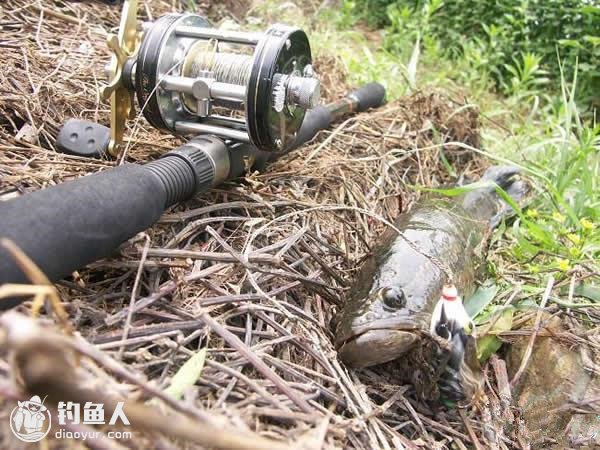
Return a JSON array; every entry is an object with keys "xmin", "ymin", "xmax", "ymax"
[{"xmin": 0, "ymin": 1, "xmax": 574, "ymax": 449}]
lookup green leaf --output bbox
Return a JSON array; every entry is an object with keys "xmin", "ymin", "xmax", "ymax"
[
  {"xmin": 558, "ymin": 39, "xmax": 583, "ymax": 49},
  {"xmin": 522, "ymin": 220, "xmax": 556, "ymax": 249},
  {"xmin": 583, "ymin": 36, "xmax": 600, "ymax": 46},
  {"xmin": 579, "ymin": 6, "xmax": 600, "ymax": 15},
  {"xmin": 512, "ymin": 222, "xmax": 541, "ymax": 255},
  {"xmin": 163, "ymin": 348, "xmax": 207, "ymax": 400},
  {"xmin": 416, "ymin": 180, "xmax": 496, "ymax": 197},
  {"xmin": 477, "ymin": 307, "xmax": 514, "ymax": 362},
  {"xmin": 464, "ymin": 282, "xmax": 499, "ymax": 318},
  {"xmin": 559, "ymin": 283, "xmax": 600, "ymax": 303}
]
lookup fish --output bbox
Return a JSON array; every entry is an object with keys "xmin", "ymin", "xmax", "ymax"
[{"xmin": 334, "ymin": 165, "xmax": 528, "ymax": 400}]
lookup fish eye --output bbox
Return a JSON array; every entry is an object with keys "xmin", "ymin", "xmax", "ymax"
[{"xmin": 380, "ymin": 287, "xmax": 406, "ymax": 309}]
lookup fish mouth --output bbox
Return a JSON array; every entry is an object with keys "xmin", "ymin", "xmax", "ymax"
[{"xmin": 337, "ymin": 328, "xmax": 420, "ymax": 369}]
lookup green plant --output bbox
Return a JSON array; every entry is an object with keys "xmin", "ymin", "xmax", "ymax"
[
  {"xmin": 489, "ymin": 70, "xmax": 600, "ymax": 282},
  {"xmin": 350, "ymin": 0, "xmax": 600, "ymax": 103},
  {"xmin": 502, "ymin": 52, "xmax": 552, "ymax": 108},
  {"xmin": 385, "ymin": 0, "xmax": 444, "ymax": 56},
  {"xmin": 334, "ymin": 0, "xmax": 360, "ymax": 28}
]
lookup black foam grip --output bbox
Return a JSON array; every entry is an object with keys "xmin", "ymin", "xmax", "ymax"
[
  {"xmin": 0, "ymin": 164, "xmax": 168, "ymax": 309},
  {"xmin": 349, "ymin": 82, "xmax": 386, "ymax": 112},
  {"xmin": 292, "ymin": 105, "xmax": 332, "ymax": 147}
]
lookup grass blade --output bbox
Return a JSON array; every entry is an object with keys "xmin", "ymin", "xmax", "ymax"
[{"xmin": 164, "ymin": 348, "xmax": 207, "ymax": 400}]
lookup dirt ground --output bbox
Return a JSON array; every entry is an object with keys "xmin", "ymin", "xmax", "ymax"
[{"xmin": 1, "ymin": 1, "xmax": 597, "ymax": 449}]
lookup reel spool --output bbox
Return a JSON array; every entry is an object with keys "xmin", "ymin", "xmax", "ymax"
[{"xmin": 102, "ymin": 0, "xmax": 320, "ymax": 155}]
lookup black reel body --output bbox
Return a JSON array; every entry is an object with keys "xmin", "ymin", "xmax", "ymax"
[{"xmin": 119, "ymin": 13, "xmax": 318, "ymax": 153}]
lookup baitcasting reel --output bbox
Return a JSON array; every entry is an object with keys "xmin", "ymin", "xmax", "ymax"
[
  {"xmin": 0, "ymin": 0, "xmax": 385, "ymax": 308},
  {"xmin": 102, "ymin": 0, "xmax": 320, "ymax": 155}
]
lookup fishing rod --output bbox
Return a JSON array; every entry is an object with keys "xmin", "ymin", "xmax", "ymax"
[{"xmin": 0, "ymin": 0, "xmax": 385, "ymax": 309}]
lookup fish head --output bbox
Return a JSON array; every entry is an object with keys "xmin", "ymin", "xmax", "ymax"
[{"xmin": 335, "ymin": 250, "xmax": 444, "ymax": 368}]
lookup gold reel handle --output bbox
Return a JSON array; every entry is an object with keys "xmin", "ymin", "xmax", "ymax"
[{"xmin": 101, "ymin": 0, "xmax": 140, "ymax": 156}]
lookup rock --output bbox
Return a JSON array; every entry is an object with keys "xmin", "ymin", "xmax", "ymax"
[{"xmin": 506, "ymin": 315, "xmax": 600, "ymax": 448}]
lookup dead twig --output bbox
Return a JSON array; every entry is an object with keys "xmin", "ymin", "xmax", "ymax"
[{"xmin": 510, "ymin": 276, "xmax": 554, "ymax": 388}]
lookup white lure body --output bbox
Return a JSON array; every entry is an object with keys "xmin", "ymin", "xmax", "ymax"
[{"xmin": 430, "ymin": 284, "xmax": 474, "ymax": 337}]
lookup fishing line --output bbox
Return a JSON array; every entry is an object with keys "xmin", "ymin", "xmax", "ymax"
[{"xmin": 119, "ymin": 59, "xmax": 184, "ymax": 164}]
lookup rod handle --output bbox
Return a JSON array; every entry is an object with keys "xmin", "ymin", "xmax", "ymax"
[
  {"xmin": 348, "ymin": 82, "xmax": 386, "ymax": 112},
  {"xmin": 0, "ymin": 165, "xmax": 167, "ymax": 309},
  {"xmin": 0, "ymin": 137, "xmax": 228, "ymax": 309}
]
